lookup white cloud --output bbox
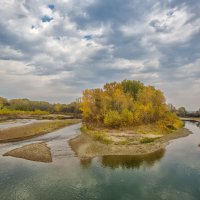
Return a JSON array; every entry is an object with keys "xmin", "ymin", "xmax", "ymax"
[{"xmin": 0, "ymin": 0, "xmax": 199, "ymax": 109}]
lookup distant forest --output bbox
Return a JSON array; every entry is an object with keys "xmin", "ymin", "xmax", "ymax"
[
  {"xmin": 168, "ymin": 104, "xmax": 200, "ymax": 118},
  {"xmin": 0, "ymin": 96, "xmax": 199, "ymax": 119},
  {"xmin": 0, "ymin": 97, "xmax": 81, "ymax": 116}
]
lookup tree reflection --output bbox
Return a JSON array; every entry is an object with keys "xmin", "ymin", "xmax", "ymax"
[
  {"xmin": 79, "ymin": 148, "xmax": 165, "ymax": 169},
  {"xmin": 99, "ymin": 148, "xmax": 165, "ymax": 169},
  {"xmin": 80, "ymin": 158, "xmax": 92, "ymax": 168}
]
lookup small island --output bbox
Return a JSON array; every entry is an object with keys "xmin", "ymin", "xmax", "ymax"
[
  {"xmin": 3, "ymin": 142, "xmax": 52, "ymax": 163},
  {"xmin": 69, "ymin": 80, "xmax": 191, "ymax": 158}
]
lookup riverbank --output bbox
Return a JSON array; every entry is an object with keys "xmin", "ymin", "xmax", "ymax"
[
  {"xmin": 3, "ymin": 142, "xmax": 52, "ymax": 163},
  {"xmin": 0, "ymin": 114, "xmax": 76, "ymax": 122},
  {"xmin": 69, "ymin": 127, "xmax": 191, "ymax": 158},
  {"xmin": 181, "ymin": 117, "xmax": 200, "ymax": 123},
  {"xmin": 0, "ymin": 119, "xmax": 81, "ymax": 143}
]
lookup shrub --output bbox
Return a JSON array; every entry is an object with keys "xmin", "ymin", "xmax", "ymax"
[
  {"xmin": 120, "ymin": 109, "xmax": 133, "ymax": 127},
  {"xmin": 104, "ymin": 110, "xmax": 121, "ymax": 128}
]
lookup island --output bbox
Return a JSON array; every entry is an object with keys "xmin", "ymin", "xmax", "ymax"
[
  {"xmin": 69, "ymin": 80, "xmax": 191, "ymax": 158},
  {"xmin": 3, "ymin": 143, "xmax": 52, "ymax": 163}
]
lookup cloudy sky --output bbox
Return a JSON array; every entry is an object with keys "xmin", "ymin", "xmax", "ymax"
[{"xmin": 0, "ymin": 0, "xmax": 199, "ymax": 110}]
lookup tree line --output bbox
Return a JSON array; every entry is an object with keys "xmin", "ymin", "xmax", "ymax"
[
  {"xmin": 0, "ymin": 97, "xmax": 81, "ymax": 116},
  {"xmin": 80, "ymin": 80, "xmax": 182, "ymax": 129},
  {"xmin": 168, "ymin": 104, "xmax": 200, "ymax": 118}
]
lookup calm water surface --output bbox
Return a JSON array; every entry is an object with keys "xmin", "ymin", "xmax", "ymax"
[{"xmin": 0, "ymin": 122, "xmax": 200, "ymax": 200}]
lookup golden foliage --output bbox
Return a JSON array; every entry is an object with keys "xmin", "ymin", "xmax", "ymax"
[{"xmin": 80, "ymin": 80, "xmax": 182, "ymax": 130}]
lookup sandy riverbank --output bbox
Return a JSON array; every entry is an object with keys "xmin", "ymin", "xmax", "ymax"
[
  {"xmin": 0, "ymin": 119, "xmax": 81, "ymax": 143},
  {"xmin": 0, "ymin": 114, "xmax": 76, "ymax": 122},
  {"xmin": 69, "ymin": 128, "xmax": 192, "ymax": 158},
  {"xmin": 3, "ymin": 143, "xmax": 52, "ymax": 163}
]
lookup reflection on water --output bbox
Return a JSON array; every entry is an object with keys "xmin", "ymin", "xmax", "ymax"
[
  {"xmin": 0, "ymin": 122, "xmax": 200, "ymax": 200},
  {"xmin": 80, "ymin": 158, "xmax": 93, "ymax": 168},
  {"xmin": 79, "ymin": 149, "xmax": 165, "ymax": 169},
  {"xmin": 78, "ymin": 121, "xmax": 200, "ymax": 170},
  {"xmin": 99, "ymin": 149, "xmax": 165, "ymax": 169},
  {"xmin": 196, "ymin": 122, "xmax": 200, "ymax": 127}
]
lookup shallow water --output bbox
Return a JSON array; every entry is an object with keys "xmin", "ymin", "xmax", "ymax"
[
  {"xmin": 0, "ymin": 119, "xmax": 39, "ymax": 130},
  {"xmin": 0, "ymin": 122, "xmax": 200, "ymax": 200}
]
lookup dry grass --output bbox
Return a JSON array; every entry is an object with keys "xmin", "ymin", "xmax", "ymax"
[
  {"xmin": 81, "ymin": 120, "xmax": 182, "ymax": 145},
  {"xmin": 69, "ymin": 127, "xmax": 191, "ymax": 158},
  {"xmin": 0, "ymin": 119, "xmax": 81, "ymax": 143},
  {"xmin": 0, "ymin": 109, "xmax": 49, "ymax": 115},
  {"xmin": 81, "ymin": 126, "xmax": 112, "ymax": 144}
]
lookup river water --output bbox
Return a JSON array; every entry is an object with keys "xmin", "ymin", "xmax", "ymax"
[{"xmin": 0, "ymin": 121, "xmax": 200, "ymax": 200}]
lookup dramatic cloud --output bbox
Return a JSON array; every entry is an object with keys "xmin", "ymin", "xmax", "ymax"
[{"xmin": 0, "ymin": 0, "xmax": 199, "ymax": 109}]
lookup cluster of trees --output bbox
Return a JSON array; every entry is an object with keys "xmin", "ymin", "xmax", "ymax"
[
  {"xmin": 0, "ymin": 97, "xmax": 81, "ymax": 115},
  {"xmin": 80, "ymin": 80, "xmax": 181, "ymax": 129},
  {"xmin": 168, "ymin": 104, "xmax": 200, "ymax": 118}
]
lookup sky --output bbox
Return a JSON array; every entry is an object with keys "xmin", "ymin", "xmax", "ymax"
[{"xmin": 0, "ymin": 0, "xmax": 199, "ymax": 110}]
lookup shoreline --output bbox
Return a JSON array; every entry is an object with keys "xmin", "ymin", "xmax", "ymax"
[
  {"xmin": 181, "ymin": 117, "xmax": 200, "ymax": 123},
  {"xmin": 69, "ymin": 127, "xmax": 192, "ymax": 158},
  {"xmin": 0, "ymin": 119, "xmax": 81, "ymax": 143},
  {"xmin": 0, "ymin": 114, "xmax": 78, "ymax": 122}
]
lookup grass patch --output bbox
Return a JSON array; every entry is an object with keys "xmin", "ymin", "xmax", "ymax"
[
  {"xmin": 133, "ymin": 120, "xmax": 184, "ymax": 135},
  {"xmin": 133, "ymin": 124, "xmax": 165, "ymax": 135},
  {"xmin": 166, "ymin": 125, "xmax": 176, "ymax": 130},
  {"xmin": 0, "ymin": 108, "xmax": 49, "ymax": 115},
  {"xmin": 140, "ymin": 137, "xmax": 158, "ymax": 144},
  {"xmin": 81, "ymin": 125, "xmax": 112, "ymax": 144},
  {"xmin": 0, "ymin": 119, "xmax": 81, "ymax": 143},
  {"xmin": 119, "ymin": 139, "xmax": 129, "ymax": 145}
]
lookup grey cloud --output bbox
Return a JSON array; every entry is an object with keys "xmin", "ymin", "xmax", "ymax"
[{"xmin": 0, "ymin": 0, "xmax": 199, "ymax": 109}]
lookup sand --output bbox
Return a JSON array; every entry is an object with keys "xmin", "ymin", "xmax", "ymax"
[
  {"xmin": 69, "ymin": 128, "xmax": 192, "ymax": 158},
  {"xmin": 0, "ymin": 119, "xmax": 81, "ymax": 143},
  {"xmin": 3, "ymin": 143, "xmax": 52, "ymax": 163}
]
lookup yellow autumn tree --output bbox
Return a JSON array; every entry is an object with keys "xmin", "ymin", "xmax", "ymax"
[{"xmin": 80, "ymin": 80, "xmax": 182, "ymax": 129}]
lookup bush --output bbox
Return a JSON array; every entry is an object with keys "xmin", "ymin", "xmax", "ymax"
[
  {"xmin": 104, "ymin": 110, "xmax": 121, "ymax": 128},
  {"xmin": 0, "ymin": 108, "xmax": 49, "ymax": 115},
  {"xmin": 120, "ymin": 109, "xmax": 133, "ymax": 127}
]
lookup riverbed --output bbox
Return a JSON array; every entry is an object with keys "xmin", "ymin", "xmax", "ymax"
[{"xmin": 0, "ymin": 121, "xmax": 200, "ymax": 200}]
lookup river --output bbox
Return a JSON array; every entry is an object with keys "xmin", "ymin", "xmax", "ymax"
[{"xmin": 0, "ymin": 121, "xmax": 200, "ymax": 200}]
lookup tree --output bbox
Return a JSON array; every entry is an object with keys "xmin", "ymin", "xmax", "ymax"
[
  {"xmin": 121, "ymin": 80, "xmax": 143, "ymax": 100},
  {"xmin": 104, "ymin": 110, "xmax": 121, "ymax": 128},
  {"xmin": 168, "ymin": 104, "xmax": 176, "ymax": 112},
  {"xmin": 177, "ymin": 107, "xmax": 187, "ymax": 117},
  {"xmin": 0, "ymin": 97, "xmax": 8, "ymax": 109},
  {"xmin": 80, "ymin": 80, "xmax": 181, "ymax": 129}
]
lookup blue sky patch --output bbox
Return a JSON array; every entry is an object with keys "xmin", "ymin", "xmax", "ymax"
[
  {"xmin": 41, "ymin": 15, "xmax": 53, "ymax": 23},
  {"xmin": 84, "ymin": 35, "xmax": 92, "ymax": 40},
  {"xmin": 48, "ymin": 4, "xmax": 55, "ymax": 10}
]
